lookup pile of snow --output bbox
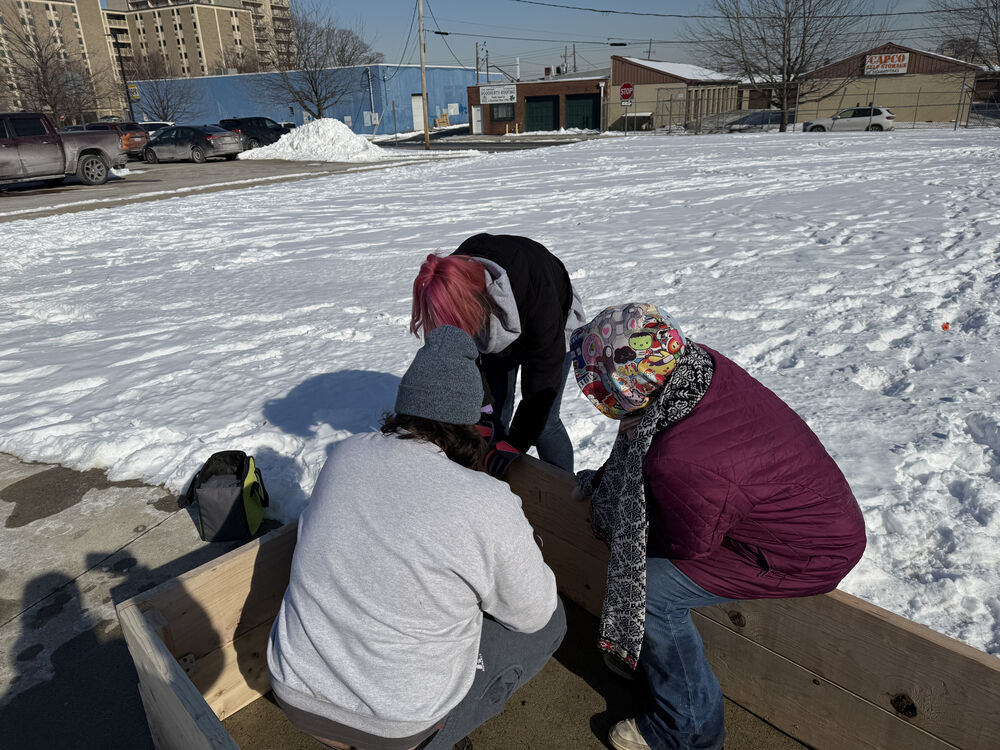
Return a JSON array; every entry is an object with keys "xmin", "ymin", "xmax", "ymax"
[
  {"xmin": 3, "ymin": 129, "xmax": 1000, "ymax": 655},
  {"xmin": 239, "ymin": 118, "xmax": 389, "ymax": 162}
]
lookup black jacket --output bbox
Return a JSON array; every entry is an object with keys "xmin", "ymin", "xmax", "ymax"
[{"xmin": 453, "ymin": 233, "xmax": 573, "ymax": 452}]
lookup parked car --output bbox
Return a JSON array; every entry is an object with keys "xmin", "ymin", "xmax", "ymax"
[
  {"xmin": 84, "ymin": 120, "xmax": 150, "ymax": 157},
  {"xmin": 802, "ymin": 107, "xmax": 896, "ymax": 132},
  {"xmin": 728, "ymin": 109, "xmax": 796, "ymax": 132},
  {"xmin": 139, "ymin": 120, "xmax": 174, "ymax": 137},
  {"xmin": 217, "ymin": 116, "xmax": 291, "ymax": 148},
  {"xmin": 60, "ymin": 124, "xmax": 86, "ymax": 133},
  {"xmin": 142, "ymin": 125, "xmax": 243, "ymax": 163},
  {"xmin": 1, "ymin": 112, "xmax": 126, "ymax": 188}
]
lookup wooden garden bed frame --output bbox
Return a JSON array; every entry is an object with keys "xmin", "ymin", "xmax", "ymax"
[{"xmin": 116, "ymin": 456, "xmax": 1000, "ymax": 750}]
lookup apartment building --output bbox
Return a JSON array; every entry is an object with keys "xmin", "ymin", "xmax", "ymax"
[
  {"xmin": 0, "ymin": 0, "xmax": 119, "ymax": 113},
  {"xmin": 103, "ymin": 0, "xmax": 258, "ymax": 79},
  {"xmin": 0, "ymin": 0, "xmax": 291, "ymax": 118}
]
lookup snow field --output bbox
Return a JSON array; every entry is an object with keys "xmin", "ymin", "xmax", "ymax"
[{"xmin": 1, "ymin": 128, "xmax": 999, "ymax": 654}]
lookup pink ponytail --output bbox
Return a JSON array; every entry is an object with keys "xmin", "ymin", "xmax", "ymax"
[{"xmin": 410, "ymin": 254, "xmax": 490, "ymax": 338}]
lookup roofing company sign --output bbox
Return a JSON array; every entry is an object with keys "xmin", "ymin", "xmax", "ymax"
[
  {"xmin": 865, "ymin": 52, "xmax": 909, "ymax": 75},
  {"xmin": 480, "ymin": 84, "xmax": 517, "ymax": 104}
]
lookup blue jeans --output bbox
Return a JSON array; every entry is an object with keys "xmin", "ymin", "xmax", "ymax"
[
  {"xmin": 423, "ymin": 598, "xmax": 567, "ymax": 749},
  {"xmin": 485, "ymin": 352, "xmax": 574, "ymax": 473},
  {"xmin": 636, "ymin": 558, "xmax": 732, "ymax": 750}
]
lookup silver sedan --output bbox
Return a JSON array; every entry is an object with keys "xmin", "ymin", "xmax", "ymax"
[{"xmin": 143, "ymin": 125, "xmax": 243, "ymax": 163}]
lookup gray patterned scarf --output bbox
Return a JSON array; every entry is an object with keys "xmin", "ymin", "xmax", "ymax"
[{"xmin": 577, "ymin": 343, "xmax": 715, "ymax": 671}]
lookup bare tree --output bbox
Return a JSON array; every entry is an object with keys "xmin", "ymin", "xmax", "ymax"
[
  {"xmin": 256, "ymin": 1, "xmax": 383, "ymax": 119},
  {"xmin": 0, "ymin": 0, "xmax": 117, "ymax": 121},
  {"xmin": 689, "ymin": 0, "xmax": 889, "ymax": 131},
  {"xmin": 220, "ymin": 47, "xmax": 264, "ymax": 75},
  {"xmin": 127, "ymin": 52, "xmax": 198, "ymax": 122},
  {"xmin": 929, "ymin": 1, "xmax": 1000, "ymax": 68}
]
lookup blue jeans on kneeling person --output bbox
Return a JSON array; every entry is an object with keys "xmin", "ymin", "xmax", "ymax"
[{"xmin": 636, "ymin": 557, "xmax": 732, "ymax": 750}]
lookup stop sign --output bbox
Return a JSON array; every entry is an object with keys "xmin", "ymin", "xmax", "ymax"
[{"xmin": 619, "ymin": 82, "xmax": 634, "ymax": 101}]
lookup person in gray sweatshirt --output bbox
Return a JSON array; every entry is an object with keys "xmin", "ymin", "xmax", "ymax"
[{"xmin": 267, "ymin": 325, "xmax": 566, "ymax": 750}]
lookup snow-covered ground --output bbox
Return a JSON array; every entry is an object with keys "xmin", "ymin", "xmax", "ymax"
[{"xmin": 2, "ymin": 129, "xmax": 998, "ymax": 655}]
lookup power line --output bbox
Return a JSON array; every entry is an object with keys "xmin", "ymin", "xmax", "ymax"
[
  {"xmin": 425, "ymin": 0, "xmax": 473, "ymax": 68},
  {"xmin": 427, "ymin": 25, "xmax": 946, "ymax": 48},
  {"xmin": 505, "ymin": 0, "xmax": 986, "ymax": 20},
  {"xmin": 382, "ymin": 0, "xmax": 420, "ymax": 81}
]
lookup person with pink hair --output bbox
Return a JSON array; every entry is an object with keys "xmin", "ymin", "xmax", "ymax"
[{"xmin": 410, "ymin": 233, "xmax": 585, "ymax": 478}]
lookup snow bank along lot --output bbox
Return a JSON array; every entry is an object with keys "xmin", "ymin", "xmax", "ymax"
[
  {"xmin": 238, "ymin": 117, "xmax": 473, "ymax": 162},
  {"xmin": 1, "ymin": 129, "xmax": 998, "ymax": 655}
]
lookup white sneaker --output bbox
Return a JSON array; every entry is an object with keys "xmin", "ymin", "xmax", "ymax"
[{"xmin": 608, "ymin": 718, "xmax": 652, "ymax": 750}]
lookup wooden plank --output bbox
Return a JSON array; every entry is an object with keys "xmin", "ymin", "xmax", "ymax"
[
  {"xmin": 185, "ymin": 620, "xmax": 274, "ymax": 720},
  {"xmin": 126, "ymin": 522, "xmax": 297, "ymax": 661},
  {"xmin": 509, "ymin": 458, "xmax": 609, "ymax": 560},
  {"xmin": 534, "ymin": 527, "xmax": 607, "ymax": 616},
  {"xmin": 116, "ymin": 602, "xmax": 239, "ymax": 750},
  {"xmin": 695, "ymin": 614, "xmax": 958, "ymax": 750},
  {"xmin": 696, "ymin": 593, "xmax": 1000, "ymax": 750}
]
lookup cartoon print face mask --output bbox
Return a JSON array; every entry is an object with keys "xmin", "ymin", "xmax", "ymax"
[{"xmin": 570, "ymin": 303, "xmax": 686, "ymax": 419}]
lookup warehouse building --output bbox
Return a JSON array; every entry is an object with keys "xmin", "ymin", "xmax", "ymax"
[
  {"xmin": 134, "ymin": 64, "xmax": 478, "ymax": 135},
  {"xmin": 793, "ymin": 43, "xmax": 983, "ymax": 125},
  {"xmin": 608, "ymin": 56, "xmax": 739, "ymax": 131}
]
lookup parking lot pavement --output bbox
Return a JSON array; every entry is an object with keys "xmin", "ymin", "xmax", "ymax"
[
  {"xmin": 0, "ymin": 133, "xmax": 597, "ymax": 223},
  {"xmin": 0, "ymin": 158, "xmax": 410, "ymax": 223},
  {"xmin": 0, "ymin": 451, "xmax": 240, "ymax": 750}
]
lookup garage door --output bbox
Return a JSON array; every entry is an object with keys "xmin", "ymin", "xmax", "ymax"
[
  {"xmin": 565, "ymin": 94, "xmax": 600, "ymax": 130},
  {"xmin": 525, "ymin": 96, "xmax": 559, "ymax": 131}
]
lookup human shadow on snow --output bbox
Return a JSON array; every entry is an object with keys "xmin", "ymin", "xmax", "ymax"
[{"xmin": 263, "ymin": 370, "xmax": 401, "ymax": 438}]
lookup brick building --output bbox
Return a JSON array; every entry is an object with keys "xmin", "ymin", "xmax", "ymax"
[{"xmin": 467, "ymin": 73, "xmax": 606, "ymax": 135}]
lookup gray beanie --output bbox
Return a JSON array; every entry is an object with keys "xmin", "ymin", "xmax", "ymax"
[{"xmin": 395, "ymin": 325, "xmax": 483, "ymax": 425}]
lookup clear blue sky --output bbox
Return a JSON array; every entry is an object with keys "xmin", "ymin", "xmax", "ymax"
[{"xmin": 337, "ymin": 0, "xmax": 939, "ymax": 80}]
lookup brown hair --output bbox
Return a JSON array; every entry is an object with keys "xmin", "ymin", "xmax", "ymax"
[{"xmin": 380, "ymin": 413, "xmax": 487, "ymax": 470}]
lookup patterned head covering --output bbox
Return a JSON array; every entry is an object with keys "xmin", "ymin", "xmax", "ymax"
[{"xmin": 570, "ymin": 303, "xmax": 686, "ymax": 419}]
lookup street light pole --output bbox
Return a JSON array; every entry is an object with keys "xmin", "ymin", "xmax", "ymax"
[
  {"xmin": 108, "ymin": 29, "xmax": 135, "ymax": 121},
  {"xmin": 418, "ymin": 0, "xmax": 430, "ymax": 150}
]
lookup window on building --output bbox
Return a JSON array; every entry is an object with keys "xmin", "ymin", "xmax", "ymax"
[{"xmin": 490, "ymin": 103, "xmax": 514, "ymax": 121}]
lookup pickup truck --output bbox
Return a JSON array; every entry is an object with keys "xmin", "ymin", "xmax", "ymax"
[{"xmin": 0, "ymin": 112, "xmax": 127, "ymax": 188}]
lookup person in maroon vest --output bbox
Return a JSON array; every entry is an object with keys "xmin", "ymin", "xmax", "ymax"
[{"xmin": 571, "ymin": 303, "xmax": 867, "ymax": 750}]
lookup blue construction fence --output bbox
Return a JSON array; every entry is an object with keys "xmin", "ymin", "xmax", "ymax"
[{"xmin": 133, "ymin": 64, "xmax": 498, "ymax": 135}]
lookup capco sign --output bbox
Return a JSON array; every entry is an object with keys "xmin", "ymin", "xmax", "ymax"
[{"xmin": 865, "ymin": 52, "xmax": 909, "ymax": 75}]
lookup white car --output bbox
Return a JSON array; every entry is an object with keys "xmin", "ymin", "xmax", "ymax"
[{"xmin": 802, "ymin": 107, "xmax": 895, "ymax": 132}]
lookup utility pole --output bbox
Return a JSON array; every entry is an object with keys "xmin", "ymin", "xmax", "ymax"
[
  {"xmin": 475, "ymin": 42, "xmax": 480, "ymax": 85},
  {"xmin": 108, "ymin": 29, "xmax": 135, "ymax": 121},
  {"xmin": 647, "ymin": 39, "xmax": 653, "ymax": 59},
  {"xmin": 573, "ymin": 44, "xmax": 577, "ymax": 72},
  {"xmin": 562, "ymin": 46, "xmax": 568, "ymax": 73},
  {"xmin": 955, "ymin": 15, "xmax": 985, "ymax": 130},
  {"xmin": 418, "ymin": 0, "xmax": 430, "ymax": 149}
]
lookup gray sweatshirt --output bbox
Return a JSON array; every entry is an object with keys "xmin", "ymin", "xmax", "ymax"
[{"xmin": 267, "ymin": 432, "xmax": 557, "ymax": 739}]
